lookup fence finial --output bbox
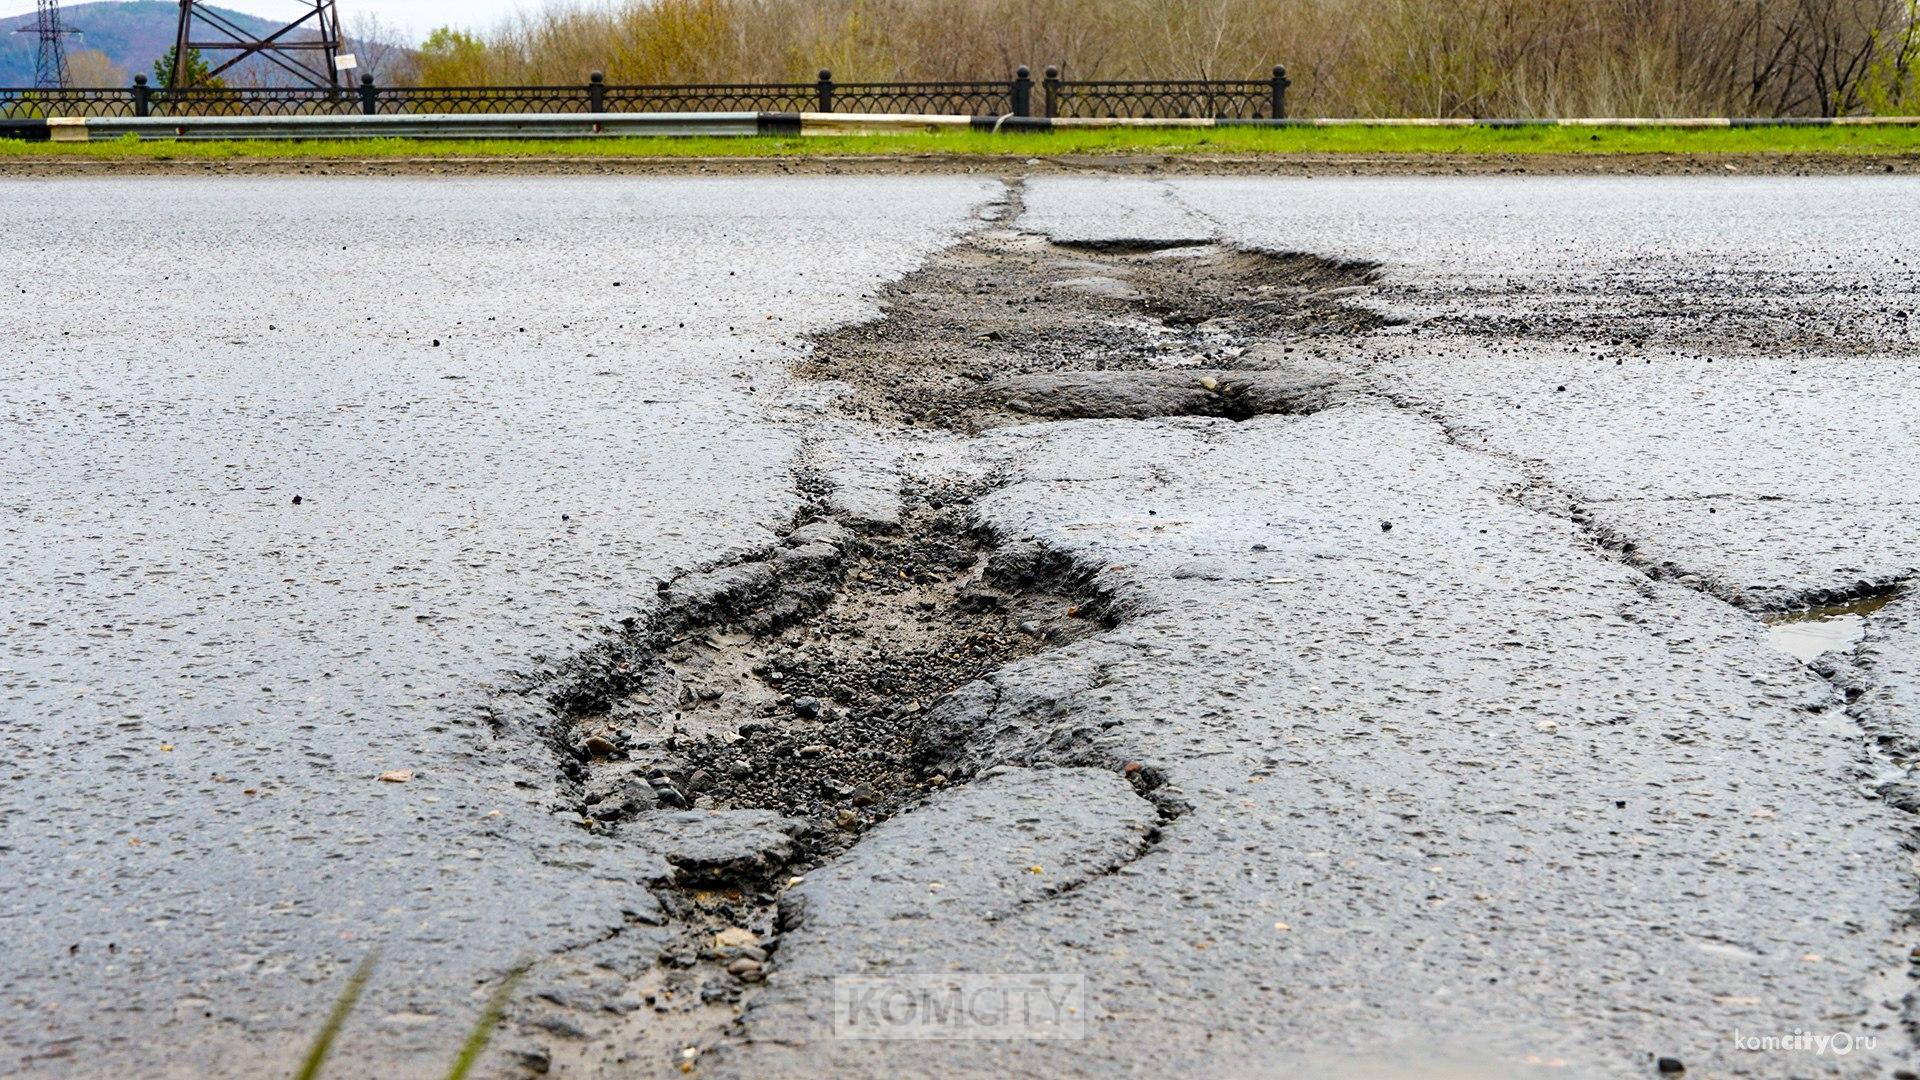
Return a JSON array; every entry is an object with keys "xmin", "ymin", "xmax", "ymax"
[{"xmin": 1011, "ymin": 66, "xmax": 1033, "ymax": 117}]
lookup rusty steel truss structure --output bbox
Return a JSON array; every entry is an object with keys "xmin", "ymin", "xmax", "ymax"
[{"xmin": 169, "ymin": 0, "xmax": 348, "ymax": 90}]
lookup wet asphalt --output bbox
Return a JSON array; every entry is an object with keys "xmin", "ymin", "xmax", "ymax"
[
  {"xmin": 0, "ymin": 176, "xmax": 995, "ymax": 1077},
  {"xmin": 6, "ymin": 174, "xmax": 1919, "ymax": 1079}
]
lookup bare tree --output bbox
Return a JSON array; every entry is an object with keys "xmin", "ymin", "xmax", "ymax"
[
  {"xmin": 346, "ymin": 11, "xmax": 418, "ymax": 83},
  {"xmin": 65, "ymin": 48, "xmax": 127, "ymax": 86},
  {"xmin": 1792, "ymin": 0, "xmax": 1897, "ymax": 113}
]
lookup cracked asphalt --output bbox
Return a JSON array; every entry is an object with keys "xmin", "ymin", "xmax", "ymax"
[
  {"xmin": 0, "ymin": 176, "xmax": 997, "ymax": 1077},
  {"xmin": 6, "ymin": 173, "xmax": 1919, "ymax": 1079}
]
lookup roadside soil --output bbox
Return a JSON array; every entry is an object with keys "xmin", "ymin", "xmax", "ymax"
[{"xmin": 2, "ymin": 150, "xmax": 1914, "ymax": 178}]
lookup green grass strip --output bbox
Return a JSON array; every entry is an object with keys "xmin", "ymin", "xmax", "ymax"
[
  {"xmin": 5, "ymin": 123, "xmax": 1920, "ymax": 159},
  {"xmin": 294, "ymin": 952, "xmax": 377, "ymax": 1080},
  {"xmin": 443, "ymin": 963, "xmax": 529, "ymax": 1080}
]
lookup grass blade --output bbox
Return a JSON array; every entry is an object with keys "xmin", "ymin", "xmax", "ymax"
[
  {"xmin": 295, "ymin": 951, "xmax": 378, "ymax": 1080},
  {"xmin": 443, "ymin": 962, "xmax": 530, "ymax": 1080}
]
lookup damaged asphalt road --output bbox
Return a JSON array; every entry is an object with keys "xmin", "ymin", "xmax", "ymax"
[{"xmin": 5, "ymin": 173, "xmax": 1919, "ymax": 1079}]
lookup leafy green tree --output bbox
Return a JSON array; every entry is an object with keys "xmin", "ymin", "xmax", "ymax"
[
  {"xmin": 415, "ymin": 27, "xmax": 491, "ymax": 86},
  {"xmin": 154, "ymin": 46, "xmax": 227, "ymax": 90},
  {"xmin": 1863, "ymin": 1, "xmax": 1920, "ymax": 114}
]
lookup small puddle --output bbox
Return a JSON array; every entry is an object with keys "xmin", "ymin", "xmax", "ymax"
[{"xmin": 1763, "ymin": 591, "xmax": 1902, "ymax": 663}]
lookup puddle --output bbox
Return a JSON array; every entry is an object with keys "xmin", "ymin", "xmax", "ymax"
[{"xmin": 1763, "ymin": 591, "xmax": 1902, "ymax": 663}]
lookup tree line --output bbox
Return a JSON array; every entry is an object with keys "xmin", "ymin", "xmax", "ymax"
[{"xmin": 380, "ymin": 0, "xmax": 1917, "ymax": 117}]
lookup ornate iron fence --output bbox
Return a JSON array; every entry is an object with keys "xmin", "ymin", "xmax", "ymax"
[
  {"xmin": 0, "ymin": 67, "xmax": 1290, "ymax": 121},
  {"xmin": 825, "ymin": 77, "xmax": 1019, "ymax": 115},
  {"xmin": 150, "ymin": 86, "xmax": 357, "ymax": 116},
  {"xmin": 0, "ymin": 87, "xmax": 138, "ymax": 118},
  {"xmin": 368, "ymin": 85, "xmax": 593, "ymax": 114},
  {"xmin": 600, "ymin": 81, "xmax": 816, "ymax": 114},
  {"xmin": 1043, "ymin": 67, "xmax": 1289, "ymax": 120}
]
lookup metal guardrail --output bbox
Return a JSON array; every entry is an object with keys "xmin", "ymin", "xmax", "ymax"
[
  {"xmin": 43, "ymin": 111, "xmax": 784, "ymax": 140},
  {"xmin": 0, "ymin": 67, "xmax": 1292, "ymax": 121},
  {"xmin": 20, "ymin": 110, "xmax": 1918, "ymax": 145}
]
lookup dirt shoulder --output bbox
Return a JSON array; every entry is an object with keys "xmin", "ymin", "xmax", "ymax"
[{"xmin": 2, "ymin": 150, "xmax": 1913, "ymax": 177}]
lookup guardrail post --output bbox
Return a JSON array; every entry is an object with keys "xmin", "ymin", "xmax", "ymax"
[
  {"xmin": 131, "ymin": 73, "xmax": 151, "ymax": 118},
  {"xmin": 1042, "ymin": 66, "xmax": 1061, "ymax": 118},
  {"xmin": 1010, "ymin": 66, "xmax": 1032, "ymax": 117},
  {"xmin": 1270, "ymin": 65, "xmax": 1290, "ymax": 119},
  {"xmin": 815, "ymin": 69, "xmax": 834, "ymax": 113},
  {"xmin": 358, "ymin": 74, "xmax": 378, "ymax": 115},
  {"xmin": 588, "ymin": 71, "xmax": 606, "ymax": 112}
]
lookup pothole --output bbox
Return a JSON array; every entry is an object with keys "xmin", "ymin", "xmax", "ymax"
[
  {"xmin": 507, "ymin": 472, "xmax": 1122, "ymax": 1068},
  {"xmin": 500, "ymin": 184, "xmax": 1379, "ymax": 1074},
  {"xmin": 797, "ymin": 198, "xmax": 1387, "ymax": 432},
  {"xmin": 1764, "ymin": 587, "xmax": 1905, "ymax": 663},
  {"xmin": 1051, "ymin": 237, "xmax": 1216, "ymax": 253},
  {"xmin": 555, "ymin": 475, "xmax": 1116, "ymax": 838}
]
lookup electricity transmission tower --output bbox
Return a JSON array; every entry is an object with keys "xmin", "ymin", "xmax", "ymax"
[
  {"xmin": 14, "ymin": 0, "xmax": 79, "ymax": 89},
  {"xmin": 169, "ymin": 0, "xmax": 349, "ymax": 89}
]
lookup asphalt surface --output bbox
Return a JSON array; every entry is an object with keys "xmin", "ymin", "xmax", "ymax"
[
  {"xmin": 6, "ymin": 174, "xmax": 1919, "ymax": 1079},
  {"xmin": 0, "ymin": 176, "xmax": 997, "ymax": 1077},
  {"xmin": 721, "ymin": 177, "xmax": 1920, "ymax": 1078}
]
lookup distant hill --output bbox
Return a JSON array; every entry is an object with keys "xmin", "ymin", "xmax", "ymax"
[{"xmin": 1, "ymin": 0, "xmax": 346, "ymax": 87}]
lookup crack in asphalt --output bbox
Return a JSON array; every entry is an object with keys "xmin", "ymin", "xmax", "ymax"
[
  {"xmin": 492, "ymin": 176, "xmax": 1393, "ymax": 1071},
  {"xmin": 497, "ymin": 175, "xmax": 1920, "ymax": 1073},
  {"xmin": 1345, "ymin": 340, "xmax": 1920, "ymax": 1057}
]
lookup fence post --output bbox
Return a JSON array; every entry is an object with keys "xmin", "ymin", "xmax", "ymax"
[
  {"xmin": 815, "ymin": 69, "xmax": 834, "ymax": 113},
  {"xmin": 1042, "ymin": 66, "xmax": 1061, "ymax": 119},
  {"xmin": 358, "ymin": 74, "xmax": 378, "ymax": 115},
  {"xmin": 1010, "ymin": 65, "xmax": 1032, "ymax": 117},
  {"xmin": 588, "ymin": 71, "xmax": 606, "ymax": 112},
  {"xmin": 131, "ymin": 73, "xmax": 151, "ymax": 118},
  {"xmin": 1270, "ymin": 65, "xmax": 1290, "ymax": 119}
]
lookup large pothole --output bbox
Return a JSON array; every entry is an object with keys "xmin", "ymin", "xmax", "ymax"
[
  {"xmin": 500, "ymin": 184, "xmax": 1375, "ymax": 1076},
  {"xmin": 506, "ymin": 470, "xmax": 1123, "ymax": 1074},
  {"xmin": 797, "ymin": 203, "xmax": 1388, "ymax": 432},
  {"xmin": 548, "ymin": 475, "xmax": 1116, "ymax": 839}
]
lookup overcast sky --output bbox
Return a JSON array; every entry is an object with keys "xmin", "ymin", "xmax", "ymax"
[{"xmin": 2, "ymin": 0, "xmax": 528, "ymax": 43}]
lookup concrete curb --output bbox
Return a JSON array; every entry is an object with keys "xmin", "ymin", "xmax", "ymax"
[{"xmin": 10, "ymin": 111, "xmax": 1920, "ymax": 142}]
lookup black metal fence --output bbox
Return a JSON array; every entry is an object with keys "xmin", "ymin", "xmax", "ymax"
[{"xmin": 0, "ymin": 66, "xmax": 1289, "ymax": 121}]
